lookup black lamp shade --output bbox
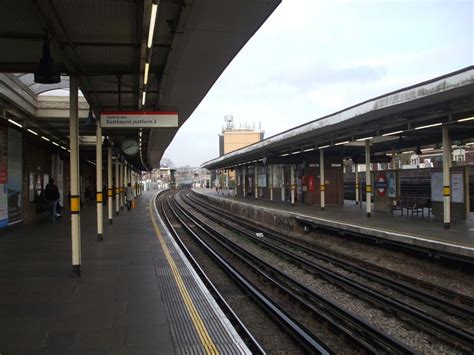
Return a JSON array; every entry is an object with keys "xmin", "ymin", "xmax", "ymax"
[{"xmin": 34, "ymin": 37, "xmax": 60, "ymax": 84}]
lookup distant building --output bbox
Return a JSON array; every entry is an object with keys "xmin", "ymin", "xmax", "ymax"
[
  {"xmin": 218, "ymin": 116, "xmax": 264, "ymax": 157},
  {"xmin": 214, "ymin": 116, "xmax": 264, "ymax": 188},
  {"xmin": 145, "ymin": 168, "xmax": 176, "ymax": 189}
]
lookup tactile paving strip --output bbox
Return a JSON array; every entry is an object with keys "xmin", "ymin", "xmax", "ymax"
[{"xmin": 151, "ymin": 199, "xmax": 251, "ymax": 355}]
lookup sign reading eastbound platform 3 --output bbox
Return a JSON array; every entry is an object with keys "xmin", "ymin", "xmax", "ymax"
[{"xmin": 100, "ymin": 111, "xmax": 178, "ymax": 128}]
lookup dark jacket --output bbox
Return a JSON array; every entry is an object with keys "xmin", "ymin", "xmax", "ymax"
[{"xmin": 44, "ymin": 183, "xmax": 60, "ymax": 202}]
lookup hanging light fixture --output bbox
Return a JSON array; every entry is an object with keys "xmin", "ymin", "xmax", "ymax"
[
  {"xmin": 84, "ymin": 109, "xmax": 97, "ymax": 128},
  {"xmin": 34, "ymin": 35, "xmax": 60, "ymax": 84},
  {"xmin": 103, "ymin": 133, "xmax": 110, "ymax": 149}
]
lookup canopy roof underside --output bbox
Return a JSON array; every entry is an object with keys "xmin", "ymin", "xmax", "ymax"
[{"xmin": 0, "ymin": 0, "xmax": 280, "ymax": 170}]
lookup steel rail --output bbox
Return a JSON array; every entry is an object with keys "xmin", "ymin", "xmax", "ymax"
[
  {"xmin": 181, "ymin": 191, "xmax": 474, "ymax": 351},
  {"xmin": 185, "ymin": 191, "xmax": 474, "ymax": 318},
  {"xmin": 158, "ymin": 192, "xmax": 331, "ymax": 354},
  {"xmin": 171, "ymin": 193, "xmax": 415, "ymax": 354}
]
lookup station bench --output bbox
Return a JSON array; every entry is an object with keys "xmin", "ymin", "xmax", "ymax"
[{"xmin": 390, "ymin": 198, "xmax": 432, "ymax": 219}]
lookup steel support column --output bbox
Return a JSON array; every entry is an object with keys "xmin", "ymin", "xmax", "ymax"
[
  {"xmin": 119, "ymin": 162, "xmax": 124, "ymax": 210},
  {"xmin": 254, "ymin": 164, "xmax": 258, "ymax": 199},
  {"xmin": 107, "ymin": 147, "xmax": 113, "ymax": 224},
  {"xmin": 365, "ymin": 139, "xmax": 372, "ymax": 217},
  {"xmin": 69, "ymin": 76, "xmax": 81, "ymax": 277},
  {"xmin": 290, "ymin": 164, "xmax": 295, "ymax": 206},
  {"xmin": 269, "ymin": 164, "xmax": 273, "ymax": 202},
  {"xmin": 115, "ymin": 157, "xmax": 120, "ymax": 215},
  {"xmin": 281, "ymin": 166, "xmax": 285, "ymax": 202},
  {"xmin": 226, "ymin": 170, "xmax": 229, "ymax": 196},
  {"xmin": 123, "ymin": 162, "xmax": 128, "ymax": 207},
  {"xmin": 442, "ymin": 125, "xmax": 451, "ymax": 229},
  {"xmin": 320, "ymin": 150, "xmax": 325, "ymax": 211},
  {"xmin": 242, "ymin": 166, "xmax": 246, "ymax": 197},
  {"xmin": 96, "ymin": 123, "xmax": 104, "ymax": 241},
  {"xmin": 355, "ymin": 163, "xmax": 359, "ymax": 205}
]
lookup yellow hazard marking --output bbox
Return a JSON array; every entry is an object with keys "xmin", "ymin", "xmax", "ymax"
[
  {"xmin": 443, "ymin": 186, "xmax": 450, "ymax": 196},
  {"xmin": 149, "ymin": 196, "xmax": 219, "ymax": 355},
  {"xmin": 96, "ymin": 192, "xmax": 103, "ymax": 203},
  {"xmin": 71, "ymin": 197, "xmax": 80, "ymax": 212},
  {"xmin": 115, "ymin": 188, "xmax": 119, "ymax": 194},
  {"xmin": 366, "ymin": 185, "xmax": 372, "ymax": 193},
  {"xmin": 320, "ymin": 185, "xmax": 325, "ymax": 192},
  {"xmin": 108, "ymin": 189, "xmax": 113, "ymax": 197}
]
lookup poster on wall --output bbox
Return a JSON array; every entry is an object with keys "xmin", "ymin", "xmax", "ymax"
[
  {"xmin": 8, "ymin": 128, "xmax": 22, "ymax": 224},
  {"xmin": 431, "ymin": 171, "xmax": 464, "ymax": 203},
  {"xmin": 387, "ymin": 172, "xmax": 396, "ymax": 198},
  {"xmin": 451, "ymin": 173, "xmax": 464, "ymax": 203},
  {"xmin": 0, "ymin": 126, "xmax": 8, "ymax": 227}
]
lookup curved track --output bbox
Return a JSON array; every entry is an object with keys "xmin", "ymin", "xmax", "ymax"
[
  {"xmin": 180, "ymin": 189, "xmax": 474, "ymax": 353},
  {"xmin": 159, "ymin": 190, "xmax": 419, "ymax": 354}
]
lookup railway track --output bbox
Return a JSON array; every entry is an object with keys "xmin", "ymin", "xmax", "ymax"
[
  {"xmin": 179, "ymin": 189, "xmax": 474, "ymax": 353},
  {"xmin": 184, "ymin": 190, "xmax": 474, "ymax": 316},
  {"xmin": 157, "ymin": 190, "xmax": 331, "ymax": 354},
  {"xmin": 161, "ymin": 190, "xmax": 417, "ymax": 354}
]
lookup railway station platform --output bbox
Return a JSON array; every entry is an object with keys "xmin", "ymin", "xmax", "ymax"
[
  {"xmin": 193, "ymin": 188, "xmax": 474, "ymax": 261},
  {"xmin": 0, "ymin": 191, "xmax": 250, "ymax": 354}
]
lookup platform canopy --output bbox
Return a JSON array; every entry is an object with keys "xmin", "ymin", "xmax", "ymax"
[
  {"xmin": 202, "ymin": 66, "xmax": 474, "ymax": 170},
  {"xmin": 0, "ymin": 0, "xmax": 280, "ymax": 170}
]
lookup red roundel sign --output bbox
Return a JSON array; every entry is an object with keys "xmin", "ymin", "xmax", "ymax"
[{"xmin": 375, "ymin": 173, "xmax": 388, "ymax": 197}]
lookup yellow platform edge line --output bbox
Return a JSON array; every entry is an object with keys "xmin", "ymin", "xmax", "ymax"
[{"xmin": 149, "ymin": 195, "xmax": 220, "ymax": 355}]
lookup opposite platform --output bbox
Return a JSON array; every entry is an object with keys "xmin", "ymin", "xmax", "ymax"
[
  {"xmin": 193, "ymin": 188, "xmax": 474, "ymax": 260},
  {"xmin": 0, "ymin": 190, "xmax": 249, "ymax": 355}
]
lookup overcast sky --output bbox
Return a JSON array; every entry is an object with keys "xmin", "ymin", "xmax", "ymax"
[{"xmin": 164, "ymin": 0, "xmax": 473, "ymax": 167}]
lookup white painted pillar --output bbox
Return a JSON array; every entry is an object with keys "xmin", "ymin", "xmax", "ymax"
[
  {"xmin": 442, "ymin": 125, "xmax": 451, "ymax": 229},
  {"xmin": 115, "ymin": 157, "xmax": 120, "ymax": 215},
  {"xmin": 96, "ymin": 123, "xmax": 104, "ymax": 241},
  {"xmin": 123, "ymin": 162, "xmax": 128, "ymax": 206},
  {"xmin": 320, "ymin": 150, "xmax": 325, "ymax": 211},
  {"xmin": 107, "ymin": 147, "xmax": 113, "ymax": 224},
  {"xmin": 234, "ymin": 168, "xmax": 238, "ymax": 197},
  {"xmin": 254, "ymin": 163, "xmax": 258, "ymax": 199},
  {"xmin": 69, "ymin": 76, "xmax": 81, "ymax": 277},
  {"xmin": 355, "ymin": 163, "xmax": 359, "ymax": 205},
  {"xmin": 226, "ymin": 170, "xmax": 229, "ymax": 196},
  {"xmin": 365, "ymin": 139, "xmax": 372, "ymax": 217},
  {"xmin": 242, "ymin": 166, "xmax": 246, "ymax": 197},
  {"xmin": 119, "ymin": 162, "xmax": 124, "ymax": 210},
  {"xmin": 290, "ymin": 164, "xmax": 295, "ymax": 206},
  {"xmin": 281, "ymin": 166, "xmax": 285, "ymax": 202},
  {"xmin": 269, "ymin": 164, "xmax": 274, "ymax": 202}
]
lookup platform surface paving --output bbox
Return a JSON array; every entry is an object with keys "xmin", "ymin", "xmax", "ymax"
[{"xmin": 0, "ymin": 191, "xmax": 248, "ymax": 355}]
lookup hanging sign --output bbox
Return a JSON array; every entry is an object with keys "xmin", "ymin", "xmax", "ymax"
[{"xmin": 100, "ymin": 111, "xmax": 178, "ymax": 128}]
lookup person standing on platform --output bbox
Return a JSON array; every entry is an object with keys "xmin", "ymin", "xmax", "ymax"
[
  {"xmin": 125, "ymin": 183, "xmax": 134, "ymax": 211},
  {"xmin": 44, "ymin": 178, "xmax": 60, "ymax": 222}
]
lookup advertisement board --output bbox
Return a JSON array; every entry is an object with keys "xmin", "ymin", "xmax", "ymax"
[
  {"xmin": 431, "ymin": 171, "xmax": 464, "ymax": 203},
  {"xmin": 0, "ymin": 126, "xmax": 8, "ymax": 227}
]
